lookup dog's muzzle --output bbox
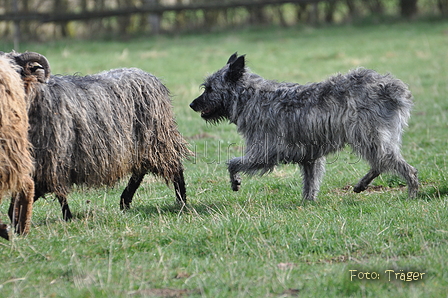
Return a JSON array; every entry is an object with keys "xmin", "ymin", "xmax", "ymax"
[{"xmin": 189, "ymin": 94, "xmax": 203, "ymax": 112}]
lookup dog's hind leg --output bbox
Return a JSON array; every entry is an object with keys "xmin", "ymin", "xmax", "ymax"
[
  {"xmin": 300, "ymin": 157, "xmax": 326, "ymax": 201},
  {"xmin": 389, "ymin": 156, "xmax": 419, "ymax": 198},
  {"xmin": 354, "ymin": 169, "xmax": 381, "ymax": 193},
  {"xmin": 353, "ymin": 146, "xmax": 418, "ymax": 198}
]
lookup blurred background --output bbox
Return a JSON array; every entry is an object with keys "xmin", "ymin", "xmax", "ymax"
[
  {"xmin": 0, "ymin": 3, "xmax": 447, "ymax": 297},
  {"xmin": 1, "ymin": 0, "xmax": 447, "ymax": 44}
]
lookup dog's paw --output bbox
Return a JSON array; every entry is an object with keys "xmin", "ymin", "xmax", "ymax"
[
  {"xmin": 231, "ymin": 178, "xmax": 241, "ymax": 191},
  {"xmin": 353, "ymin": 185, "xmax": 366, "ymax": 193},
  {"xmin": 231, "ymin": 183, "xmax": 240, "ymax": 191}
]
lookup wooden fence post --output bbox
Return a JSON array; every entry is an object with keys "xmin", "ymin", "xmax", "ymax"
[
  {"xmin": 13, "ymin": 0, "xmax": 20, "ymax": 50},
  {"xmin": 144, "ymin": 0, "xmax": 161, "ymax": 35}
]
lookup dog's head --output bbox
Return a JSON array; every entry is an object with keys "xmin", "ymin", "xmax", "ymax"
[{"xmin": 190, "ymin": 53, "xmax": 246, "ymax": 123}]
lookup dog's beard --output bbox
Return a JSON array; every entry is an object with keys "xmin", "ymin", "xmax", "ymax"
[
  {"xmin": 199, "ymin": 106, "xmax": 227, "ymax": 123},
  {"xmin": 200, "ymin": 107, "xmax": 219, "ymax": 119}
]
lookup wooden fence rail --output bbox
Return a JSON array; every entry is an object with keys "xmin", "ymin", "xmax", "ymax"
[
  {"xmin": 0, "ymin": 0, "xmax": 322, "ymax": 23},
  {"xmin": 1, "ymin": 0, "xmax": 443, "ymax": 48},
  {"xmin": 1, "ymin": 0, "xmax": 325, "ymax": 49}
]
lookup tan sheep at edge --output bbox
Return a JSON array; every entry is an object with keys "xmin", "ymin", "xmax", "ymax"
[{"xmin": 0, "ymin": 55, "xmax": 34, "ymax": 240}]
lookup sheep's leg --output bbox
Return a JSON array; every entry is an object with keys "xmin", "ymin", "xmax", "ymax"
[
  {"xmin": 173, "ymin": 167, "xmax": 186, "ymax": 205},
  {"xmin": 57, "ymin": 194, "xmax": 73, "ymax": 221},
  {"xmin": 120, "ymin": 172, "xmax": 145, "ymax": 210},
  {"xmin": 16, "ymin": 178, "xmax": 34, "ymax": 234},
  {"xmin": 8, "ymin": 176, "xmax": 34, "ymax": 236},
  {"xmin": 33, "ymin": 189, "xmax": 45, "ymax": 202}
]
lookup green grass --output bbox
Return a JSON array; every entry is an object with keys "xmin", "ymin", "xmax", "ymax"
[{"xmin": 1, "ymin": 20, "xmax": 448, "ymax": 297}]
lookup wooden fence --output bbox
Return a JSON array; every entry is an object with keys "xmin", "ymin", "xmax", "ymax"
[
  {"xmin": 1, "ymin": 0, "xmax": 445, "ymax": 48},
  {"xmin": 1, "ymin": 0, "xmax": 323, "ymax": 23},
  {"xmin": 1, "ymin": 0, "xmax": 328, "ymax": 48}
]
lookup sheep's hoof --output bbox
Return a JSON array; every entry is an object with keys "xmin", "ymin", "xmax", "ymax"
[
  {"xmin": 0, "ymin": 224, "xmax": 10, "ymax": 241},
  {"xmin": 120, "ymin": 202, "xmax": 131, "ymax": 211}
]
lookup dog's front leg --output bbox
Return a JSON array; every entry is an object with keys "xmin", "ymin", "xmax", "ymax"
[
  {"xmin": 227, "ymin": 155, "xmax": 275, "ymax": 191},
  {"xmin": 228, "ymin": 157, "xmax": 243, "ymax": 191}
]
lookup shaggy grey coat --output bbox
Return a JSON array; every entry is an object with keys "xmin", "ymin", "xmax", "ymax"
[{"xmin": 190, "ymin": 53, "xmax": 418, "ymax": 200}]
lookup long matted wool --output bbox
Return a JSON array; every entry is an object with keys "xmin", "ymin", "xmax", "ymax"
[
  {"xmin": 0, "ymin": 55, "xmax": 34, "ymax": 239},
  {"xmin": 5, "ymin": 51, "xmax": 192, "ymax": 220}
]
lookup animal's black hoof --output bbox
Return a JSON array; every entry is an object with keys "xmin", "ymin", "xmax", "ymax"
[{"xmin": 0, "ymin": 224, "xmax": 10, "ymax": 241}]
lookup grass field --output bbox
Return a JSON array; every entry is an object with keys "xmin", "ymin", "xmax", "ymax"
[{"xmin": 1, "ymin": 20, "xmax": 447, "ymax": 297}]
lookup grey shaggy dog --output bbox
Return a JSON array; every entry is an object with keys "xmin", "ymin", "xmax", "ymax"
[
  {"xmin": 190, "ymin": 53, "xmax": 419, "ymax": 201},
  {"xmin": 3, "ymin": 51, "xmax": 192, "ymax": 221}
]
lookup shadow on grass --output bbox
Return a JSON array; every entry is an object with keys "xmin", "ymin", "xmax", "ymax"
[
  {"xmin": 32, "ymin": 182, "xmax": 446, "ymax": 227},
  {"xmin": 30, "ymin": 202, "xmax": 231, "ymax": 233},
  {"xmin": 125, "ymin": 201, "xmax": 231, "ymax": 218}
]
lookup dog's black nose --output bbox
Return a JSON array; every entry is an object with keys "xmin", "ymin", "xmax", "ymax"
[{"xmin": 189, "ymin": 102, "xmax": 195, "ymax": 110}]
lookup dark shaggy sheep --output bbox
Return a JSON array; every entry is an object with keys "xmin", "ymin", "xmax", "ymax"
[
  {"xmin": 0, "ymin": 55, "xmax": 34, "ymax": 240},
  {"xmin": 4, "ymin": 51, "xmax": 191, "ymax": 221}
]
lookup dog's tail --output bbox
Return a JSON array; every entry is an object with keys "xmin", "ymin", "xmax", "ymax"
[
  {"xmin": 381, "ymin": 73, "xmax": 413, "ymax": 131},
  {"xmin": 372, "ymin": 71, "xmax": 414, "ymax": 151},
  {"xmin": 354, "ymin": 68, "xmax": 413, "ymax": 128},
  {"xmin": 349, "ymin": 68, "xmax": 414, "ymax": 149}
]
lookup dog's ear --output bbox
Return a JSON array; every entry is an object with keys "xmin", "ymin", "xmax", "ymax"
[
  {"xmin": 227, "ymin": 52, "xmax": 238, "ymax": 64},
  {"xmin": 226, "ymin": 55, "xmax": 245, "ymax": 83}
]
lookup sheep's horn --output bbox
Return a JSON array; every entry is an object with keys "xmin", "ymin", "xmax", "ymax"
[{"xmin": 15, "ymin": 52, "xmax": 51, "ymax": 82}]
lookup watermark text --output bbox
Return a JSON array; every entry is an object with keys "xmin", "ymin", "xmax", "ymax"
[{"xmin": 349, "ymin": 269, "xmax": 426, "ymax": 282}]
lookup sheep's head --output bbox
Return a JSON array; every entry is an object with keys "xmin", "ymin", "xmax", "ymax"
[
  {"xmin": 14, "ymin": 52, "xmax": 51, "ymax": 83},
  {"xmin": 1, "ymin": 51, "xmax": 51, "ymax": 83}
]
